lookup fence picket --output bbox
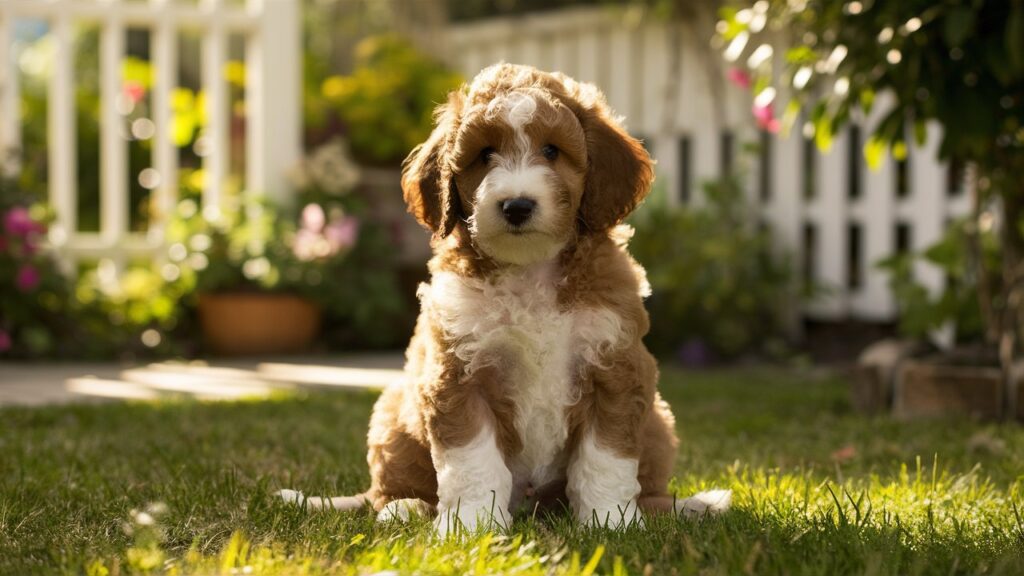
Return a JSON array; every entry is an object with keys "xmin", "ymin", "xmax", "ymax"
[
  {"xmin": 151, "ymin": 0, "xmax": 179, "ymax": 237},
  {"xmin": 100, "ymin": 4, "xmax": 128, "ymax": 272},
  {"xmin": 48, "ymin": 15, "xmax": 76, "ymax": 272},
  {"xmin": 0, "ymin": 14, "xmax": 20, "ymax": 176}
]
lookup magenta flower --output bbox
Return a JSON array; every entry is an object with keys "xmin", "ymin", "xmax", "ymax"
[
  {"xmin": 728, "ymin": 67, "xmax": 752, "ymax": 89},
  {"xmin": 753, "ymin": 103, "xmax": 781, "ymax": 133},
  {"xmin": 15, "ymin": 264, "xmax": 41, "ymax": 292},
  {"xmin": 0, "ymin": 329, "xmax": 10, "ymax": 353},
  {"xmin": 4, "ymin": 207, "xmax": 45, "ymax": 237}
]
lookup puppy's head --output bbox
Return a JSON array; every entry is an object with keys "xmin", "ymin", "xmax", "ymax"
[{"xmin": 402, "ymin": 63, "xmax": 653, "ymax": 266}]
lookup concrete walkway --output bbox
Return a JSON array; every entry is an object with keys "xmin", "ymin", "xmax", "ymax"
[{"xmin": 0, "ymin": 353, "xmax": 405, "ymax": 407}]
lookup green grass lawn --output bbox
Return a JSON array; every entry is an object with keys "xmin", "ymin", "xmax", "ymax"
[{"xmin": 2, "ymin": 367, "xmax": 1022, "ymax": 575}]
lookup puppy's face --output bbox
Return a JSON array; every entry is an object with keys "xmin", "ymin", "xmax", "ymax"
[
  {"xmin": 402, "ymin": 64, "xmax": 653, "ymax": 266},
  {"xmin": 453, "ymin": 90, "xmax": 586, "ymax": 265}
]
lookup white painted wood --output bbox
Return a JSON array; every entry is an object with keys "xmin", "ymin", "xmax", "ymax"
[
  {"xmin": 0, "ymin": 0, "xmax": 302, "ymax": 275},
  {"xmin": 246, "ymin": 0, "xmax": 301, "ymax": 205},
  {"xmin": 576, "ymin": 29, "xmax": 600, "ymax": 85},
  {"xmin": 517, "ymin": 34, "xmax": 542, "ymax": 68},
  {"xmin": 768, "ymin": 107, "xmax": 804, "ymax": 336},
  {"xmin": 48, "ymin": 15, "xmax": 76, "ymax": 255},
  {"xmin": 100, "ymin": 4, "xmax": 128, "ymax": 266},
  {"xmin": 150, "ymin": 0, "xmax": 179, "ymax": 235},
  {"xmin": 640, "ymin": 23, "xmax": 666, "ymax": 137},
  {"xmin": 909, "ymin": 122, "xmax": 947, "ymax": 299},
  {"xmin": 550, "ymin": 29, "xmax": 577, "ymax": 79},
  {"xmin": 2, "ymin": 0, "xmax": 258, "ymax": 30},
  {"xmin": 0, "ymin": 14, "xmax": 21, "ymax": 176},
  {"xmin": 605, "ymin": 26, "xmax": 631, "ymax": 121},
  {"xmin": 460, "ymin": 41, "xmax": 487, "ymax": 78},
  {"xmin": 805, "ymin": 126, "xmax": 848, "ymax": 319},
  {"xmin": 201, "ymin": 0, "xmax": 228, "ymax": 213},
  {"xmin": 853, "ymin": 95, "xmax": 897, "ymax": 320}
]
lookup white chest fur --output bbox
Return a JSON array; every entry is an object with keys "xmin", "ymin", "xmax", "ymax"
[{"xmin": 420, "ymin": 264, "xmax": 627, "ymax": 489}]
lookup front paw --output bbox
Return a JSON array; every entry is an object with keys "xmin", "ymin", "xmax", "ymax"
[
  {"xmin": 434, "ymin": 501, "xmax": 509, "ymax": 538},
  {"xmin": 576, "ymin": 499, "xmax": 642, "ymax": 529}
]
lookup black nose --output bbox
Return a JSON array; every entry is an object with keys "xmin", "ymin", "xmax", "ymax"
[{"xmin": 500, "ymin": 198, "xmax": 537, "ymax": 226}]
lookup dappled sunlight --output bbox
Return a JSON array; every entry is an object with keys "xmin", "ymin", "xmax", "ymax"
[
  {"xmin": 257, "ymin": 362, "xmax": 403, "ymax": 390},
  {"xmin": 116, "ymin": 368, "xmax": 285, "ymax": 400},
  {"xmin": 51, "ymin": 358, "xmax": 402, "ymax": 404},
  {"xmin": 65, "ymin": 377, "xmax": 163, "ymax": 402}
]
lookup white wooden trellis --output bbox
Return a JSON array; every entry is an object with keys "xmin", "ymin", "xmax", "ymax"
[
  {"xmin": 444, "ymin": 6, "xmax": 972, "ymax": 324},
  {"xmin": 0, "ymin": 0, "xmax": 301, "ymax": 274}
]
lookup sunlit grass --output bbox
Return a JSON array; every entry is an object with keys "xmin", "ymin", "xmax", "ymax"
[{"xmin": 2, "ymin": 367, "xmax": 1022, "ymax": 574}]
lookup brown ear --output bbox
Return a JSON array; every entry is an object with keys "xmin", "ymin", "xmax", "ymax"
[
  {"xmin": 576, "ymin": 96, "xmax": 654, "ymax": 232},
  {"xmin": 401, "ymin": 92, "xmax": 464, "ymax": 237}
]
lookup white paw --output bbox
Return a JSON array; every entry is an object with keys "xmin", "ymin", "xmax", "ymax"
[
  {"xmin": 433, "ymin": 502, "xmax": 508, "ymax": 538},
  {"xmin": 577, "ymin": 499, "xmax": 642, "ymax": 529},
  {"xmin": 675, "ymin": 489, "xmax": 732, "ymax": 517},
  {"xmin": 277, "ymin": 489, "xmax": 304, "ymax": 505},
  {"xmin": 376, "ymin": 498, "xmax": 431, "ymax": 523}
]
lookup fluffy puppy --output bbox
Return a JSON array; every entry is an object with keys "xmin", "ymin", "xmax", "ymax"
[{"xmin": 280, "ymin": 63, "xmax": 730, "ymax": 535}]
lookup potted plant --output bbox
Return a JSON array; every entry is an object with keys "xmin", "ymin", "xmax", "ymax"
[{"xmin": 169, "ymin": 139, "xmax": 405, "ymax": 356}]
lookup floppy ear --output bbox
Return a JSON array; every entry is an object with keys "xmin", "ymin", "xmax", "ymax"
[
  {"xmin": 576, "ymin": 94, "xmax": 654, "ymax": 233},
  {"xmin": 401, "ymin": 92, "xmax": 464, "ymax": 237}
]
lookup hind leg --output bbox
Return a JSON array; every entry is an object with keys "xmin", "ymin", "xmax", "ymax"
[
  {"xmin": 365, "ymin": 383, "xmax": 439, "ymax": 512},
  {"xmin": 636, "ymin": 395, "xmax": 731, "ymax": 517}
]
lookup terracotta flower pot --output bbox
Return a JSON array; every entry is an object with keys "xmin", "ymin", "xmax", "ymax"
[{"xmin": 198, "ymin": 293, "xmax": 321, "ymax": 356}]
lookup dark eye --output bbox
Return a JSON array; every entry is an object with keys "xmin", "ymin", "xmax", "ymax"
[
  {"xmin": 480, "ymin": 146, "xmax": 496, "ymax": 165},
  {"xmin": 541, "ymin": 144, "xmax": 559, "ymax": 161}
]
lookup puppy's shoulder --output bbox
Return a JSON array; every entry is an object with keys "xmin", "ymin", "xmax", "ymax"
[{"xmin": 560, "ymin": 225, "xmax": 650, "ymax": 304}]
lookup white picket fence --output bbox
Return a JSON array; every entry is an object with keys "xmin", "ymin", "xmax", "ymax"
[
  {"xmin": 444, "ymin": 6, "xmax": 972, "ymax": 323},
  {"xmin": 0, "ymin": 0, "xmax": 301, "ymax": 274}
]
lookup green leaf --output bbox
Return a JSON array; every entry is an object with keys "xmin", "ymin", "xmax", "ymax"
[
  {"xmin": 815, "ymin": 112, "xmax": 833, "ymax": 151},
  {"xmin": 785, "ymin": 45, "xmax": 817, "ymax": 65},
  {"xmin": 943, "ymin": 6, "xmax": 976, "ymax": 47},
  {"xmin": 859, "ymin": 89, "xmax": 875, "ymax": 114},
  {"xmin": 893, "ymin": 141, "xmax": 908, "ymax": 161},
  {"xmin": 863, "ymin": 136, "xmax": 887, "ymax": 171}
]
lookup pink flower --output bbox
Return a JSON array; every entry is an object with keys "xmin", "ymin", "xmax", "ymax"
[
  {"xmin": 301, "ymin": 203, "xmax": 326, "ymax": 233},
  {"xmin": 0, "ymin": 329, "xmax": 10, "ymax": 353},
  {"xmin": 123, "ymin": 81, "xmax": 146, "ymax": 105},
  {"xmin": 325, "ymin": 216, "xmax": 359, "ymax": 253},
  {"xmin": 4, "ymin": 207, "xmax": 45, "ymax": 237},
  {"xmin": 15, "ymin": 264, "xmax": 41, "ymax": 292},
  {"xmin": 753, "ymin": 103, "xmax": 781, "ymax": 133},
  {"xmin": 728, "ymin": 67, "xmax": 752, "ymax": 89}
]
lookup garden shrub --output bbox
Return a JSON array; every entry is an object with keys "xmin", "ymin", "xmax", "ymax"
[
  {"xmin": 0, "ymin": 176, "xmax": 72, "ymax": 357},
  {"xmin": 313, "ymin": 35, "xmax": 462, "ymax": 165},
  {"xmin": 629, "ymin": 176, "xmax": 795, "ymax": 361},
  {"xmin": 878, "ymin": 217, "xmax": 1000, "ymax": 347}
]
